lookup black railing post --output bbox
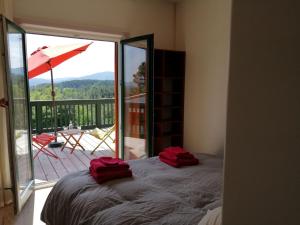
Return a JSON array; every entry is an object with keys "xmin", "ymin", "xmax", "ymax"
[
  {"xmin": 36, "ymin": 103, "xmax": 43, "ymax": 133},
  {"xmin": 96, "ymin": 100, "xmax": 102, "ymax": 128}
]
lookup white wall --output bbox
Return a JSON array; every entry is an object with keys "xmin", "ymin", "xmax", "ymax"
[
  {"xmin": 223, "ymin": 0, "xmax": 300, "ymax": 224},
  {"xmin": 176, "ymin": 0, "xmax": 231, "ymax": 155},
  {"xmin": 13, "ymin": 0, "xmax": 176, "ymax": 50}
]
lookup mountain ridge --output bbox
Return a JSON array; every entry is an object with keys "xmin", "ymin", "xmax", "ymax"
[
  {"xmin": 29, "ymin": 71, "xmax": 114, "ymax": 86},
  {"xmin": 30, "ymin": 79, "xmax": 114, "ymax": 100}
]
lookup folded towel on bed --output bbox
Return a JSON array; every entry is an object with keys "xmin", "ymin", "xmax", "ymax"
[
  {"xmin": 89, "ymin": 157, "xmax": 132, "ymax": 183},
  {"xmin": 159, "ymin": 151, "xmax": 194, "ymax": 161},
  {"xmin": 90, "ymin": 167, "xmax": 132, "ymax": 183},
  {"xmin": 161, "ymin": 146, "xmax": 195, "ymax": 159},
  {"xmin": 90, "ymin": 157, "xmax": 130, "ymax": 172},
  {"xmin": 159, "ymin": 156, "xmax": 199, "ymax": 168},
  {"xmin": 159, "ymin": 146, "xmax": 199, "ymax": 167}
]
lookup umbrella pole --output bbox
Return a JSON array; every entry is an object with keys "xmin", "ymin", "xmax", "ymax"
[
  {"xmin": 50, "ymin": 68, "xmax": 57, "ymax": 138},
  {"xmin": 49, "ymin": 68, "xmax": 62, "ymax": 148}
]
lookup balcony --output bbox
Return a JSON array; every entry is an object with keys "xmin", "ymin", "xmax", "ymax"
[
  {"xmin": 30, "ymin": 98, "xmax": 116, "ymax": 184},
  {"xmin": 30, "ymin": 98, "xmax": 115, "ymax": 133}
]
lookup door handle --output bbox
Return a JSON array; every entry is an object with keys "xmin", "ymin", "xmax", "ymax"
[{"xmin": 0, "ymin": 98, "xmax": 8, "ymax": 108}]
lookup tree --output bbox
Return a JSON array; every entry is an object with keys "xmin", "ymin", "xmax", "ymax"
[
  {"xmin": 30, "ymin": 80, "xmax": 114, "ymax": 100},
  {"xmin": 133, "ymin": 62, "xmax": 145, "ymax": 91}
]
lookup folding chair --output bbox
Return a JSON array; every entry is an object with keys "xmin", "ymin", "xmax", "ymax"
[
  {"xmin": 90, "ymin": 125, "xmax": 115, "ymax": 154},
  {"xmin": 32, "ymin": 133, "xmax": 59, "ymax": 159}
]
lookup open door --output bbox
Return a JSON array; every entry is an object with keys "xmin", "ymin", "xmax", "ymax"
[
  {"xmin": 0, "ymin": 16, "xmax": 34, "ymax": 212},
  {"xmin": 120, "ymin": 34, "xmax": 154, "ymax": 160}
]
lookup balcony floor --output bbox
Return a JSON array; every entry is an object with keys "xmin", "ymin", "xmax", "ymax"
[{"xmin": 32, "ymin": 132, "xmax": 115, "ymax": 184}]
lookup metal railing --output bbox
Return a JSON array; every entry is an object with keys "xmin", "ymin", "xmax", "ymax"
[{"xmin": 30, "ymin": 99, "xmax": 115, "ymax": 134}]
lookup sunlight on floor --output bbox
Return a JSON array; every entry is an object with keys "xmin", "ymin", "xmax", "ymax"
[
  {"xmin": 33, "ymin": 188, "xmax": 52, "ymax": 225},
  {"xmin": 11, "ymin": 187, "xmax": 52, "ymax": 225}
]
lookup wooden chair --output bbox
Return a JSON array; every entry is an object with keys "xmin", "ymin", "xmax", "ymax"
[
  {"xmin": 32, "ymin": 133, "xmax": 59, "ymax": 159},
  {"xmin": 90, "ymin": 125, "xmax": 115, "ymax": 154}
]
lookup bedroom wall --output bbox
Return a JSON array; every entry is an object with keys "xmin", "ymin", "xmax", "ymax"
[
  {"xmin": 0, "ymin": 0, "xmax": 13, "ymax": 20},
  {"xmin": 175, "ymin": 0, "xmax": 232, "ymax": 155},
  {"xmin": 13, "ymin": 0, "xmax": 176, "ymax": 50},
  {"xmin": 223, "ymin": 0, "xmax": 300, "ymax": 225}
]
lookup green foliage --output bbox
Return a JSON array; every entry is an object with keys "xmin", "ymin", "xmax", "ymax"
[
  {"xmin": 130, "ymin": 62, "xmax": 145, "ymax": 95},
  {"xmin": 133, "ymin": 62, "xmax": 145, "ymax": 89},
  {"xmin": 11, "ymin": 75, "xmax": 28, "ymax": 130},
  {"xmin": 30, "ymin": 80, "xmax": 115, "ymax": 132},
  {"xmin": 30, "ymin": 80, "xmax": 114, "ymax": 100}
]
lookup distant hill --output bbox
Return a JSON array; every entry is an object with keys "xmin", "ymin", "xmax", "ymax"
[
  {"xmin": 29, "ymin": 78, "xmax": 49, "ymax": 86},
  {"xmin": 76, "ymin": 71, "xmax": 114, "ymax": 81},
  {"xmin": 29, "ymin": 71, "xmax": 114, "ymax": 87},
  {"xmin": 30, "ymin": 79, "xmax": 114, "ymax": 100},
  {"xmin": 55, "ymin": 80, "xmax": 113, "ymax": 89}
]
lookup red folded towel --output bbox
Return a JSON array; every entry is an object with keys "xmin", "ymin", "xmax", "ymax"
[
  {"xmin": 159, "ymin": 151, "xmax": 194, "ymax": 161},
  {"xmin": 159, "ymin": 157, "xmax": 181, "ymax": 167},
  {"xmin": 89, "ymin": 157, "xmax": 132, "ymax": 183},
  {"xmin": 90, "ymin": 168, "xmax": 132, "ymax": 184},
  {"xmin": 90, "ymin": 157, "xmax": 130, "ymax": 173},
  {"xmin": 159, "ymin": 146, "xmax": 199, "ymax": 167},
  {"xmin": 159, "ymin": 155, "xmax": 199, "ymax": 168},
  {"xmin": 99, "ymin": 157, "xmax": 120, "ymax": 165},
  {"xmin": 161, "ymin": 146, "xmax": 194, "ymax": 159}
]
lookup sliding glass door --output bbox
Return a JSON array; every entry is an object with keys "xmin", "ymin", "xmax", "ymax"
[
  {"xmin": 1, "ymin": 16, "xmax": 34, "ymax": 212},
  {"xmin": 121, "ymin": 34, "xmax": 154, "ymax": 160}
]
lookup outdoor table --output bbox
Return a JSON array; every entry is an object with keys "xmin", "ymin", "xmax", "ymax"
[{"xmin": 58, "ymin": 129, "xmax": 85, "ymax": 153}]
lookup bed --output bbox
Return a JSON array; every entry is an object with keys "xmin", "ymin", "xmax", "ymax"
[{"xmin": 41, "ymin": 153, "xmax": 223, "ymax": 225}]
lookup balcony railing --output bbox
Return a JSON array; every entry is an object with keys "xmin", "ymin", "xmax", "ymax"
[{"xmin": 30, "ymin": 99, "xmax": 115, "ymax": 134}]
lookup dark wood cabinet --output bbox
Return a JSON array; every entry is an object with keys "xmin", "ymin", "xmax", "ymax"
[{"xmin": 153, "ymin": 49, "xmax": 185, "ymax": 155}]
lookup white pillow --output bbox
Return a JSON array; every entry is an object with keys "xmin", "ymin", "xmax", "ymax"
[{"xmin": 198, "ymin": 207, "xmax": 222, "ymax": 225}]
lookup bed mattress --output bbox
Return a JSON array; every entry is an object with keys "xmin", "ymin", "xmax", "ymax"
[{"xmin": 41, "ymin": 154, "xmax": 223, "ymax": 225}]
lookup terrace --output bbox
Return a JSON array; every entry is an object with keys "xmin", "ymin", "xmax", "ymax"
[{"xmin": 29, "ymin": 98, "xmax": 116, "ymax": 184}]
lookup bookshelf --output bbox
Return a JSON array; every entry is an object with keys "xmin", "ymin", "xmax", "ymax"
[{"xmin": 153, "ymin": 49, "xmax": 185, "ymax": 155}]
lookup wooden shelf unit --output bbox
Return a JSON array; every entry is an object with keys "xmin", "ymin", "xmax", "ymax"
[{"xmin": 153, "ymin": 49, "xmax": 185, "ymax": 155}]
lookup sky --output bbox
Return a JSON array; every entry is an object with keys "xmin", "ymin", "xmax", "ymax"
[
  {"xmin": 124, "ymin": 45, "xmax": 146, "ymax": 83},
  {"xmin": 26, "ymin": 34, "xmax": 115, "ymax": 80}
]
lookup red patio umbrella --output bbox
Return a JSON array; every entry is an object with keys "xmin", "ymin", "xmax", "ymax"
[{"xmin": 28, "ymin": 42, "xmax": 92, "ymax": 147}]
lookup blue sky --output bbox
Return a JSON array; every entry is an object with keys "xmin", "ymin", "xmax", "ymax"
[
  {"xmin": 124, "ymin": 45, "xmax": 146, "ymax": 83},
  {"xmin": 26, "ymin": 34, "xmax": 115, "ymax": 80}
]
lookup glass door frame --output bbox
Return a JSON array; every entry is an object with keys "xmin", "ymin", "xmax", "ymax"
[
  {"xmin": 1, "ymin": 15, "xmax": 34, "ymax": 212},
  {"xmin": 120, "ymin": 34, "xmax": 154, "ymax": 159}
]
